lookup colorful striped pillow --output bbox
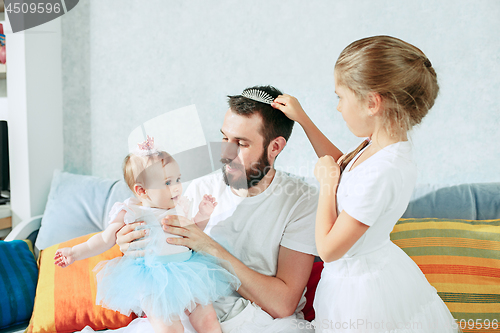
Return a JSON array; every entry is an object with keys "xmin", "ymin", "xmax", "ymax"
[
  {"xmin": 27, "ymin": 233, "xmax": 136, "ymax": 333},
  {"xmin": 391, "ymin": 218, "xmax": 500, "ymax": 332},
  {"xmin": 0, "ymin": 240, "xmax": 38, "ymax": 329}
]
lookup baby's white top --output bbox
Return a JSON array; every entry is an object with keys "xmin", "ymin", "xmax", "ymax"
[
  {"xmin": 108, "ymin": 197, "xmax": 187, "ymax": 225},
  {"xmin": 337, "ymin": 141, "xmax": 417, "ymax": 257},
  {"xmin": 108, "ymin": 197, "xmax": 191, "ymax": 256}
]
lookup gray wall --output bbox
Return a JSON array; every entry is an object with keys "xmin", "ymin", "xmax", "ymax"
[{"xmin": 62, "ymin": 0, "xmax": 500, "ymax": 185}]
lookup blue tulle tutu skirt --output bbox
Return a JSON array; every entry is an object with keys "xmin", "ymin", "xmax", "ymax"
[{"xmin": 94, "ymin": 250, "xmax": 240, "ymax": 323}]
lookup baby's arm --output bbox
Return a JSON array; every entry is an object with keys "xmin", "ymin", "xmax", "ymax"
[
  {"xmin": 193, "ymin": 194, "xmax": 217, "ymax": 231},
  {"xmin": 54, "ymin": 210, "xmax": 126, "ymax": 267}
]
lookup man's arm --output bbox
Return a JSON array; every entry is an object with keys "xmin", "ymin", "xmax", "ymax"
[
  {"xmin": 162, "ymin": 215, "xmax": 315, "ymax": 318},
  {"xmin": 226, "ymin": 245, "xmax": 315, "ymax": 318}
]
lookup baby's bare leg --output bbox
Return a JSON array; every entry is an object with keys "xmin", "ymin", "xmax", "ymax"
[
  {"xmin": 147, "ymin": 313, "xmax": 184, "ymax": 333},
  {"xmin": 188, "ymin": 303, "xmax": 221, "ymax": 333}
]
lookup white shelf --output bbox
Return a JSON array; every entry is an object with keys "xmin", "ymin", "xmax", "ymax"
[
  {"xmin": 0, "ymin": 97, "xmax": 7, "ymax": 121},
  {"xmin": 0, "ymin": 203, "xmax": 10, "ymax": 219},
  {"xmin": 0, "ymin": 14, "xmax": 6, "ymax": 122}
]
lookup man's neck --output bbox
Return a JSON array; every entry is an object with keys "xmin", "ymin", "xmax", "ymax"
[{"xmin": 231, "ymin": 168, "xmax": 276, "ymax": 197}]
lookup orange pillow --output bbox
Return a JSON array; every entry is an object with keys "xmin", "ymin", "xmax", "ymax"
[
  {"xmin": 27, "ymin": 233, "xmax": 136, "ymax": 333},
  {"xmin": 391, "ymin": 218, "xmax": 500, "ymax": 332}
]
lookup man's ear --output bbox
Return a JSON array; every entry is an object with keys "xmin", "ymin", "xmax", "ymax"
[
  {"xmin": 367, "ymin": 92, "xmax": 383, "ymax": 116},
  {"xmin": 134, "ymin": 184, "xmax": 147, "ymax": 198},
  {"xmin": 268, "ymin": 136, "xmax": 287, "ymax": 163}
]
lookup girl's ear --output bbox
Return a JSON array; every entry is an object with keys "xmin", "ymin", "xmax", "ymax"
[
  {"xmin": 367, "ymin": 92, "xmax": 383, "ymax": 116},
  {"xmin": 134, "ymin": 184, "xmax": 147, "ymax": 198}
]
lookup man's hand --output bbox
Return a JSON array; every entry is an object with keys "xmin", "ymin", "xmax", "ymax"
[
  {"xmin": 161, "ymin": 215, "xmax": 221, "ymax": 256},
  {"xmin": 115, "ymin": 222, "xmax": 148, "ymax": 257},
  {"xmin": 162, "ymin": 216, "xmax": 314, "ymax": 318}
]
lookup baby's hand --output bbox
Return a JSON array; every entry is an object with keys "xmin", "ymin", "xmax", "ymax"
[
  {"xmin": 272, "ymin": 94, "xmax": 308, "ymax": 124},
  {"xmin": 54, "ymin": 247, "xmax": 76, "ymax": 268},
  {"xmin": 198, "ymin": 194, "xmax": 217, "ymax": 218}
]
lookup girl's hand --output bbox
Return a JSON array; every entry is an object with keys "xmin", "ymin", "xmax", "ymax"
[
  {"xmin": 337, "ymin": 153, "xmax": 348, "ymax": 167},
  {"xmin": 198, "ymin": 194, "xmax": 217, "ymax": 218},
  {"xmin": 314, "ymin": 155, "xmax": 341, "ymax": 186},
  {"xmin": 54, "ymin": 247, "xmax": 75, "ymax": 268},
  {"xmin": 161, "ymin": 215, "xmax": 221, "ymax": 256},
  {"xmin": 272, "ymin": 94, "xmax": 309, "ymax": 124}
]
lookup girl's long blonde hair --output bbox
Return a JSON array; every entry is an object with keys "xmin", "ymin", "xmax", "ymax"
[{"xmin": 336, "ymin": 35, "xmax": 439, "ymax": 172}]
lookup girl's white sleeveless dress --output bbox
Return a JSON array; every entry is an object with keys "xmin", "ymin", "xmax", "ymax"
[
  {"xmin": 93, "ymin": 197, "xmax": 240, "ymax": 324},
  {"xmin": 313, "ymin": 142, "xmax": 459, "ymax": 333}
]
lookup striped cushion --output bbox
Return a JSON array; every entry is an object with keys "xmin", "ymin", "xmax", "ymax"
[
  {"xmin": 27, "ymin": 233, "xmax": 136, "ymax": 333},
  {"xmin": 391, "ymin": 218, "xmax": 500, "ymax": 332},
  {"xmin": 0, "ymin": 240, "xmax": 38, "ymax": 329}
]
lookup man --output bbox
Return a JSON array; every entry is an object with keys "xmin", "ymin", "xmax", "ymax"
[{"xmin": 117, "ymin": 85, "xmax": 318, "ymax": 332}]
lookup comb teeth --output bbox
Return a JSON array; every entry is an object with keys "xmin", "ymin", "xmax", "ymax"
[{"xmin": 241, "ymin": 88, "xmax": 274, "ymax": 105}]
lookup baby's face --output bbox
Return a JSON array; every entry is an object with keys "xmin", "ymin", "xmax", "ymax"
[{"xmin": 143, "ymin": 161, "xmax": 182, "ymax": 210}]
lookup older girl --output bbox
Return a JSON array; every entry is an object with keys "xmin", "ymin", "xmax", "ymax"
[{"xmin": 273, "ymin": 36, "xmax": 458, "ymax": 332}]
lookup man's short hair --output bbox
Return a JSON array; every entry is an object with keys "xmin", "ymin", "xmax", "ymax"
[{"xmin": 227, "ymin": 85, "xmax": 294, "ymax": 149}]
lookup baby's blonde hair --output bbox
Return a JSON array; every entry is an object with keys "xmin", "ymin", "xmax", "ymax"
[
  {"xmin": 123, "ymin": 151, "xmax": 175, "ymax": 191},
  {"xmin": 336, "ymin": 35, "xmax": 439, "ymax": 171}
]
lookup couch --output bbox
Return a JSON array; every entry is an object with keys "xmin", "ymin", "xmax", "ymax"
[{"xmin": 1, "ymin": 170, "xmax": 499, "ymax": 333}]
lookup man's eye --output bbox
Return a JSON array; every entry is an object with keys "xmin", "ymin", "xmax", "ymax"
[
  {"xmin": 222, "ymin": 137, "xmax": 228, "ymax": 141},
  {"xmin": 238, "ymin": 143, "xmax": 248, "ymax": 147}
]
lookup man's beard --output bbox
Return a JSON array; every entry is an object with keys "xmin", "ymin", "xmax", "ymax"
[{"xmin": 221, "ymin": 151, "xmax": 271, "ymax": 190}]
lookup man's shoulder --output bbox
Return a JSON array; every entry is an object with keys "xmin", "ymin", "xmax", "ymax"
[{"xmin": 274, "ymin": 171, "xmax": 319, "ymax": 200}]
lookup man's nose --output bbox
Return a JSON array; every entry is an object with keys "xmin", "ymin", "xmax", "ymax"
[{"xmin": 221, "ymin": 142, "xmax": 239, "ymax": 161}]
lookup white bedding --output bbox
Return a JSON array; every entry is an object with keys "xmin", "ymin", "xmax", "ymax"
[{"xmin": 77, "ymin": 317, "xmax": 196, "ymax": 333}]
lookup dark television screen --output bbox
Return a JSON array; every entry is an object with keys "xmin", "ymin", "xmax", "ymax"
[{"xmin": 0, "ymin": 120, "xmax": 9, "ymax": 193}]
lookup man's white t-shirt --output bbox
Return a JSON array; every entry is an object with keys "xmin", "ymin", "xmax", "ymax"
[{"xmin": 184, "ymin": 169, "xmax": 318, "ymax": 323}]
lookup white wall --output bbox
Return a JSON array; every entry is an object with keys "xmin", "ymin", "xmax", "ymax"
[{"xmin": 62, "ymin": 0, "xmax": 500, "ymax": 185}]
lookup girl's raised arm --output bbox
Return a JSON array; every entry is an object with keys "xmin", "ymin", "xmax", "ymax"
[
  {"xmin": 54, "ymin": 210, "xmax": 127, "ymax": 267},
  {"xmin": 272, "ymin": 94, "xmax": 343, "ymax": 161}
]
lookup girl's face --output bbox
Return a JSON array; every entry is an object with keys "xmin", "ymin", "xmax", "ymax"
[
  {"xmin": 334, "ymin": 73, "xmax": 373, "ymax": 138},
  {"xmin": 142, "ymin": 161, "xmax": 182, "ymax": 210}
]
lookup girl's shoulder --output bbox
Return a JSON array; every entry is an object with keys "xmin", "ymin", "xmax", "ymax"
[
  {"xmin": 363, "ymin": 141, "xmax": 414, "ymax": 170},
  {"xmin": 344, "ymin": 144, "xmax": 415, "ymax": 188}
]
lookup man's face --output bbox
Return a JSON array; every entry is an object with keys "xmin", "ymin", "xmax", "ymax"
[{"xmin": 220, "ymin": 109, "xmax": 271, "ymax": 190}]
